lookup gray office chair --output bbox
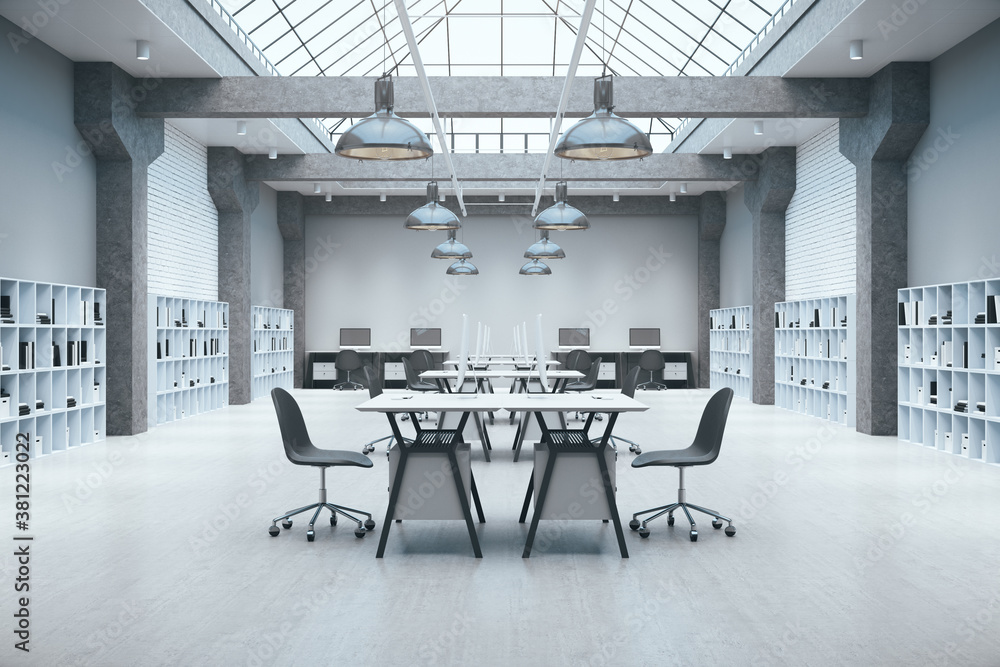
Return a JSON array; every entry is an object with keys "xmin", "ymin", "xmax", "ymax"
[
  {"xmin": 564, "ymin": 348, "xmax": 592, "ymax": 374},
  {"xmin": 594, "ymin": 364, "xmax": 642, "ymax": 455},
  {"xmin": 361, "ymin": 365, "xmax": 412, "ymax": 456},
  {"xmin": 333, "ymin": 349, "xmax": 364, "ymax": 390},
  {"xmin": 636, "ymin": 349, "xmax": 667, "ymax": 390},
  {"xmin": 629, "ymin": 387, "xmax": 736, "ymax": 542},
  {"xmin": 562, "ymin": 355, "xmax": 603, "ymax": 423},
  {"xmin": 268, "ymin": 388, "xmax": 376, "ymax": 541}
]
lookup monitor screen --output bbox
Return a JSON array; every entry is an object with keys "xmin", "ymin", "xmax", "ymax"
[
  {"xmin": 340, "ymin": 328, "xmax": 371, "ymax": 347},
  {"xmin": 629, "ymin": 328, "xmax": 660, "ymax": 347},
  {"xmin": 558, "ymin": 328, "xmax": 590, "ymax": 347},
  {"xmin": 410, "ymin": 327, "xmax": 442, "ymax": 347}
]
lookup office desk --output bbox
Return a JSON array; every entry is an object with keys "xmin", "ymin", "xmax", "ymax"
[
  {"xmin": 504, "ymin": 393, "xmax": 647, "ymax": 557},
  {"xmin": 357, "ymin": 393, "xmax": 507, "ymax": 558}
]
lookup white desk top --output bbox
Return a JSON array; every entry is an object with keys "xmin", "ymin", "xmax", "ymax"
[
  {"xmin": 355, "ymin": 392, "xmax": 646, "ymax": 414},
  {"xmin": 442, "ymin": 358, "xmax": 561, "ymax": 366},
  {"xmin": 420, "ymin": 369, "xmax": 583, "ymax": 380}
]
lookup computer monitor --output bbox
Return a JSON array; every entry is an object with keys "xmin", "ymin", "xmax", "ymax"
[
  {"xmin": 410, "ymin": 327, "xmax": 442, "ymax": 348},
  {"xmin": 558, "ymin": 327, "xmax": 590, "ymax": 348},
  {"xmin": 629, "ymin": 328, "xmax": 660, "ymax": 348},
  {"xmin": 339, "ymin": 328, "xmax": 371, "ymax": 348}
]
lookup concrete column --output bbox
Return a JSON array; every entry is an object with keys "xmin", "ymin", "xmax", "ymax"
[
  {"xmin": 743, "ymin": 147, "xmax": 796, "ymax": 405},
  {"xmin": 208, "ymin": 148, "xmax": 259, "ymax": 405},
  {"xmin": 698, "ymin": 192, "xmax": 726, "ymax": 388},
  {"xmin": 277, "ymin": 192, "xmax": 306, "ymax": 388},
  {"xmin": 74, "ymin": 63, "xmax": 164, "ymax": 435},
  {"xmin": 840, "ymin": 62, "xmax": 929, "ymax": 435}
]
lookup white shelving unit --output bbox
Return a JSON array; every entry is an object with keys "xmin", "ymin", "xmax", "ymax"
[
  {"xmin": 709, "ymin": 305, "xmax": 752, "ymax": 400},
  {"xmin": 0, "ymin": 277, "xmax": 106, "ymax": 464},
  {"xmin": 897, "ymin": 279, "xmax": 1000, "ymax": 465},
  {"xmin": 774, "ymin": 294, "xmax": 856, "ymax": 427},
  {"xmin": 148, "ymin": 295, "xmax": 229, "ymax": 427},
  {"xmin": 252, "ymin": 306, "xmax": 294, "ymax": 401}
]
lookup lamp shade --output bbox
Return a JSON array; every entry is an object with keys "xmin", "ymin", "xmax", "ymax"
[
  {"xmin": 524, "ymin": 236, "xmax": 565, "ymax": 260},
  {"xmin": 432, "ymin": 232, "xmax": 472, "ymax": 260},
  {"xmin": 335, "ymin": 75, "xmax": 433, "ymax": 161},
  {"xmin": 405, "ymin": 182, "xmax": 461, "ymax": 231},
  {"xmin": 446, "ymin": 259, "xmax": 479, "ymax": 275},
  {"xmin": 519, "ymin": 259, "xmax": 552, "ymax": 276},
  {"xmin": 554, "ymin": 76, "xmax": 652, "ymax": 161},
  {"xmin": 533, "ymin": 182, "xmax": 589, "ymax": 231}
]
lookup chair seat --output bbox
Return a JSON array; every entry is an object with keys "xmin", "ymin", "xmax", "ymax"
[
  {"xmin": 632, "ymin": 446, "xmax": 716, "ymax": 468},
  {"xmin": 288, "ymin": 447, "xmax": 375, "ymax": 468},
  {"xmin": 410, "ymin": 381, "xmax": 439, "ymax": 392},
  {"xmin": 563, "ymin": 381, "xmax": 592, "ymax": 392}
]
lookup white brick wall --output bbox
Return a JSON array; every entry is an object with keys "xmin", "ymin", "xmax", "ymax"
[
  {"xmin": 147, "ymin": 122, "xmax": 218, "ymax": 300},
  {"xmin": 785, "ymin": 122, "xmax": 856, "ymax": 300}
]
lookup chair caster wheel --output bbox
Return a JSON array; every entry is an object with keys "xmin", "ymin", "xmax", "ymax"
[
  {"xmin": 712, "ymin": 520, "xmax": 723, "ymax": 529},
  {"xmin": 689, "ymin": 530, "xmax": 698, "ymax": 542},
  {"xmin": 281, "ymin": 520, "xmax": 293, "ymax": 529},
  {"xmin": 629, "ymin": 519, "xmax": 640, "ymax": 531},
  {"xmin": 364, "ymin": 519, "xmax": 376, "ymax": 530},
  {"xmin": 638, "ymin": 526, "xmax": 650, "ymax": 538},
  {"xmin": 330, "ymin": 515, "xmax": 337, "ymax": 526},
  {"xmin": 667, "ymin": 516, "xmax": 674, "ymax": 526},
  {"xmin": 355, "ymin": 528, "xmax": 366, "ymax": 538},
  {"xmin": 306, "ymin": 531, "xmax": 315, "ymax": 542},
  {"xmin": 725, "ymin": 525, "xmax": 736, "ymax": 537},
  {"xmin": 268, "ymin": 525, "xmax": 279, "ymax": 536}
]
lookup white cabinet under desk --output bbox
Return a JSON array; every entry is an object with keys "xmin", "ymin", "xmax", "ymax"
[{"xmin": 312, "ymin": 362, "xmax": 338, "ymax": 381}]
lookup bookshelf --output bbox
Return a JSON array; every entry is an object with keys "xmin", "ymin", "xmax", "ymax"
[
  {"xmin": 252, "ymin": 306, "xmax": 294, "ymax": 400},
  {"xmin": 148, "ymin": 295, "xmax": 229, "ymax": 426},
  {"xmin": 0, "ymin": 277, "xmax": 106, "ymax": 465},
  {"xmin": 897, "ymin": 279, "xmax": 1000, "ymax": 465},
  {"xmin": 709, "ymin": 306, "xmax": 752, "ymax": 400},
  {"xmin": 774, "ymin": 294, "xmax": 856, "ymax": 427}
]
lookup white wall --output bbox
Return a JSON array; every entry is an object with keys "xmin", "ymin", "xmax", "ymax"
[
  {"xmin": 251, "ymin": 183, "xmax": 283, "ymax": 308},
  {"xmin": 147, "ymin": 122, "xmax": 218, "ymax": 300},
  {"xmin": 909, "ymin": 18, "xmax": 1000, "ymax": 287},
  {"xmin": 785, "ymin": 122, "xmax": 856, "ymax": 299},
  {"xmin": 721, "ymin": 184, "xmax": 753, "ymax": 308},
  {"xmin": 0, "ymin": 16, "xmax": 96, "ymax": 287},
  {"xmin": 304, "ymin": 213, "xmax": 699, "ymax": 363}
]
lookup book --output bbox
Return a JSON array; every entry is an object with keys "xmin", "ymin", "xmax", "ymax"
[
  {"xmin": 52, "ymin": 343, "xmax": 61, "ymax": 367},
  {"xmin": 988, "ymin": 295, "xmax": 999, "ymax": 324}
]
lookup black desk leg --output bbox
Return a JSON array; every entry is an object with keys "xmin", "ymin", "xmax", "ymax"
[
  {"xmin": 512, "ymin": 411, "xmax": 530, "ymax": 462},
  {"xmin": 518, "ymin": 474, "xmax": 534, "ymax": 523},
  {"xmin": 448, "ymin": 449, "xmax": 482, "ymax": 558},
  {"xmin": 470, "ymin": 472, "xmax": 485, "ymax": 523},
  {"xmin": 595, "ymin": 414, "xmax": 628, "ymax": 558},
  {"xmin": 473, "ymin": 411, "xmax": 492, "ymax": 462},
  {"xmin": 377, "ymin": 442, "xmax": 408, "ymax": 558},
  {"xmin": 523, "ymin": 447, "xmax": 558, "ymax": 558}
]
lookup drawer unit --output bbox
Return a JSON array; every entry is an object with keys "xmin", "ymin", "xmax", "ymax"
[
  {"xmin": 597, "ymin": 362, "xmax": 616, "ymax": 381},
  {"xmin": 312, "ymin": 362, "xmax": 337, "ymax": 380},
  {"xmin": 384, "ymin": 362, "xmax": 405, "ymax": 381},
  {"xmin": 663, "ymin": 362, "xmax": 687, "ymax": 381}
]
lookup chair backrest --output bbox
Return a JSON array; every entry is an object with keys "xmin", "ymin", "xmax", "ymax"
[
  {"xmin": 410, "ymin": 349, "xmax": 435, "ymax": 373},
  {"xmin": 270, "ymin": 387, "xmax": 313, "ymax": 460},
  {"xmin": 567, "ymin": 356, "xmax": 601, "ymax": 391},
  {"xmin": 638, "ymin": 348, "xmax": 664, "ymax": 371},
  {"xmin": 402, "ymin": 356, "xmax": 425, "ymax": 389},
  {"xmin": 690, "ymin": 388, "xmax": 735, "ymax": 461},
  {"xmin": 621, "ymin": 365, "xmax": 641, "ymax": 398},
  {"xmin": 565, "ymin": 348, "xmax": 592, "ymax": 373},
  {"xmin": 363, "ymin": 365, "xmax": 382, "ymax": 398},
  {"xmin": 336, "ymin": 349, "xmax": 363, "ymax": 372}
]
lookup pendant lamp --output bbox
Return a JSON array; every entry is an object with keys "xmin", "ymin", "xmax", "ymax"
[
  {"xmin": 447, "ymin": 259, "xmax": 479, "ymax": 275},
  {"xmin": 405, "ymin": 182, "xmax": 460, "ymax": 231},
  {"xmin": 519, "ymin": 259, "xmax": 552, "ymax": 276},
  {"xmin": 533, "ymin": 182, "xmax": 589, "ymax": 231},
  {"xmin": 524, "ymin": 235, "xmax": 565, "ymax": 260},
  {"xmin": 432, "ymin": 231, "xmax": 472, "ymax": 260},
  {"xmin": 335, "ymin": 74, "xmax": 433, "ymax": 161},
  {"xmin": 554, "ymin": 75, "xmax": 653, "ymax": 161}
]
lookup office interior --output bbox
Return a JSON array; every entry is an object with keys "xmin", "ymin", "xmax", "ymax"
[{"xmin": 1, "ymin": 0, "xmax": 999, "ymax": 664}]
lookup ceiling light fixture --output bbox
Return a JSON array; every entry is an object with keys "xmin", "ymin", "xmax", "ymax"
[
  {"xmin": 405, "ymin": 182, "xmax": 460, "ymax": 230},
  {"xmin": 325, "ymin": 193, "xmax": 332, "ymax": 203},
  {"xmin": 136, "ymin": 40, "xmax": 150, "ymax": 61},
  {"xmin": 669, "ymin": 193, "xmax": 676, "ymax": 203},
  {"xmin": 554, "ymin": 75, "xmax": 653, "ymax": 161},
  {"xmin": 313, "ymin": 183, "xmax": 322, "ymax": 195},
  {"xmin": 432, "ymin": 231, "xmax": 472, "ymax": 260},
  {"xmin": 753, "ymin": 120, "xmax": 764, "ymax": 136},
  {"xmin": 519, "ymin": 259, "xmax": 552, "ymax": 276},
  {"xmin": 236, "ymin": 120, "xmax": 247, "ymax": 136},
  {"xmin": 533, "ymin": 182, "xmax": 590, "ymax": 231},
  {"xmin": 723, "ymin": 147, "xmax": 732, "ymax": 160},
  {"xmin": 850, "ymin": 39, "xmax": 864, "ymax": 60},
  {"xmin": 524, "ymin": 235, "xmax": 565, "ymax": 260},
  {"xmin": 380, "ymin": 192, "xmax": 387, "ymax": 202},
  {"xmin": 498, "ymin": 193, "xmax": 505, "ymax": 202},
  {"xmin": 680, "ymin": 183, "xmax": 688, "ymax": 194},
  {"xmin": 612, "ymin": 192, "xmax": 620, "ymax": 202},
  {"xmin": 335, "ymin": 74, "xmax": 433, "ymax": 161},
  {"xmin": 268, "ymin": 147, "xmax": 277, "ymax": 160},
  {"xmin": 447, "ymin": 259, "xmax": 479, "ymax": 276}
]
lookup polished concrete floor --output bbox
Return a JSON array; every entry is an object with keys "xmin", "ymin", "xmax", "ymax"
[{"xmin": 2, "ymin": 387, "xmax": 1000, "ymax": 666}]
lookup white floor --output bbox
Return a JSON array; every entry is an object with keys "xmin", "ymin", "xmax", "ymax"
[{"xmin": 3, "ymin": 387, "xmax": 1000, "ymax": 666}]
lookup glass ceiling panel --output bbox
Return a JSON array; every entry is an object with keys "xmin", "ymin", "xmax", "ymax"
[{"xmin": 218, "ymin": 0, "xmax": 788, "ymax": 148}]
